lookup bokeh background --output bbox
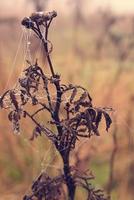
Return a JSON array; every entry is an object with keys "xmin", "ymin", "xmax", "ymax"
[{"xmin": 0, "ymin": 0, "xmax": 134, "ymax": 199}]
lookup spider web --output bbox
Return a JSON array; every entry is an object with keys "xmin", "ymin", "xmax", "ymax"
[
  {"xmin": 2, "ymin": 22, "xmax": 133, "ymax": 200},
  {"xmin": 1, "ymin": 26, "xmax": 95, "ymax": 196}
]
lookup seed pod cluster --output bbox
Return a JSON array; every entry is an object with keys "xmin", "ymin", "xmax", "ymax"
[{"xmin": 21, "ymin": 11, "xmax": 57, "ymax": 28}]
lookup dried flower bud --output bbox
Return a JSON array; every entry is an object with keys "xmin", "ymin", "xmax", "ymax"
[
  {"xmin": 30, "ymin": 11, "xmax": 57, "ymax": 24},
  {"xmin": 43, "ymin": 10, "xmax": 57, "ymax": 21},
  {"xmin": 52, "ymin": 10, "xmax": 57, "ymax": 18},
  {"xmin": 30, "ymin": 12, "xmax": 44, "ymax": 25},
  {"xmin": 21, "ymin": 17, "xmax": 34, "ymax": 29}
]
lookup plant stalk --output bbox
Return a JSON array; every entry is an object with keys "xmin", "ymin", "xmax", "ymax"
[{"xmin": 62, "ymin": 153, "xmax": 76, "ymax": 200}]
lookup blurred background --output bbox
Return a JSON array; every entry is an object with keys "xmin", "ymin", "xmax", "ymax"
[{"xmin": 0, "ymin": 0, "xmax": 134, "ymax": 199}]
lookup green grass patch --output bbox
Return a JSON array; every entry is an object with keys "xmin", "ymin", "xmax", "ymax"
[
  {"xmin": 7, "ymin": 166, "xmax": 23, "ymax": 182},
  {"xmin": 90, "ymin": 159, "xmax": 110, "ymax": 188}
]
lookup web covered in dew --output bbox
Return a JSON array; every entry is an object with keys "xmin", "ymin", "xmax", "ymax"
[
  {"xmin": 0, "ymin": 26, "xmax": 92, "ymax": 191},
  {"xmin": 0, "ymin": 15, "xmax": 115, "ymax": 199}
]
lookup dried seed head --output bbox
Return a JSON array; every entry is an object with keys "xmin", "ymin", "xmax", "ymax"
[
  {"xmin": 30, "ymin": 11, "xmax": 57, "ymax": 23},
  {"xmin": 21, "ymin": 11, "xmax": 57, "ymax": 29},
  {"xmin": 30, "ymin": 12, "xmax": 44, "ymax": 25},
  {"xmin": 21, "ymin": 17, "xmax": 34, "ymax": 29}
]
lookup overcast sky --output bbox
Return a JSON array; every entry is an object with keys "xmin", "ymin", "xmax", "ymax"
[
  {"xmin": 0, "ymin": 0, "xmax": 134, "ymax": 17},
  {"xmin": 92, "ymin": 0, "xmax": 134, "ymax": 13}
]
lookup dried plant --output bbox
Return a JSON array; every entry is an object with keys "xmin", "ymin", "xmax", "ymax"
[
  {"xmin": 0, "ymin": 11, "xmax": 112, "ymax": 200},
  {"xmin": 106, "ymin": 118, "xmax": 118, "ymax": 197}
]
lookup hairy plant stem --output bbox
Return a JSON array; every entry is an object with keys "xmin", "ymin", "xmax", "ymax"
[
  {"xmin": 41, "ymin": 23, "xmax": 76, "ymax": 199},
  {"xmin": 61, "ymin": 152, "xmax": 76, "ymax": 200},
  {"xmin": 39, "ymin": 22, "xmax": 55, "ymax": 77}
]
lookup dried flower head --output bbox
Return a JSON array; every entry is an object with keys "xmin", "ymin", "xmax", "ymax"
[{"xmin": 22, "ymin": 11, "xmax": 57, "ymax": 28}]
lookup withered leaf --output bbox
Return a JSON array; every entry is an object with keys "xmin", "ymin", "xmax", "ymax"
[
  {"xmin": 95, "ymin": 111, "xmax": 102, "ymax": 128},
  {"xmin": 102, "ymin": 111, "xmax": 112, "ymax": 131},
  {"xmin": 87, "ymin": 108, "xmax": 96, "ymax": 121},
  {"xmin": 30, "ymin": 126, "xmax": 42, "ymax": 140},
  {"xmin": 70, "ymin": 88, "xmax": 77, "ymax": 103},
  {"xmin": 8, "ymin": 111, "xmax": 13, "ymax": 121},
  {"xmin": 10, "ymin": 91, "xmax": 19, "ymax": 111},
  {"xmin": 74, "ymin": 91, "xmax": 87, "ymax": 106},
  {"xmin": 32, "ymin": 96, "xmax": 38, "ymax": 105}
]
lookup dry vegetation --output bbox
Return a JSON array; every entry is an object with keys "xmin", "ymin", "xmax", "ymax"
[{"xmin": 0, "ymin": 1, "xmax": 134, "ymax": 200}]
